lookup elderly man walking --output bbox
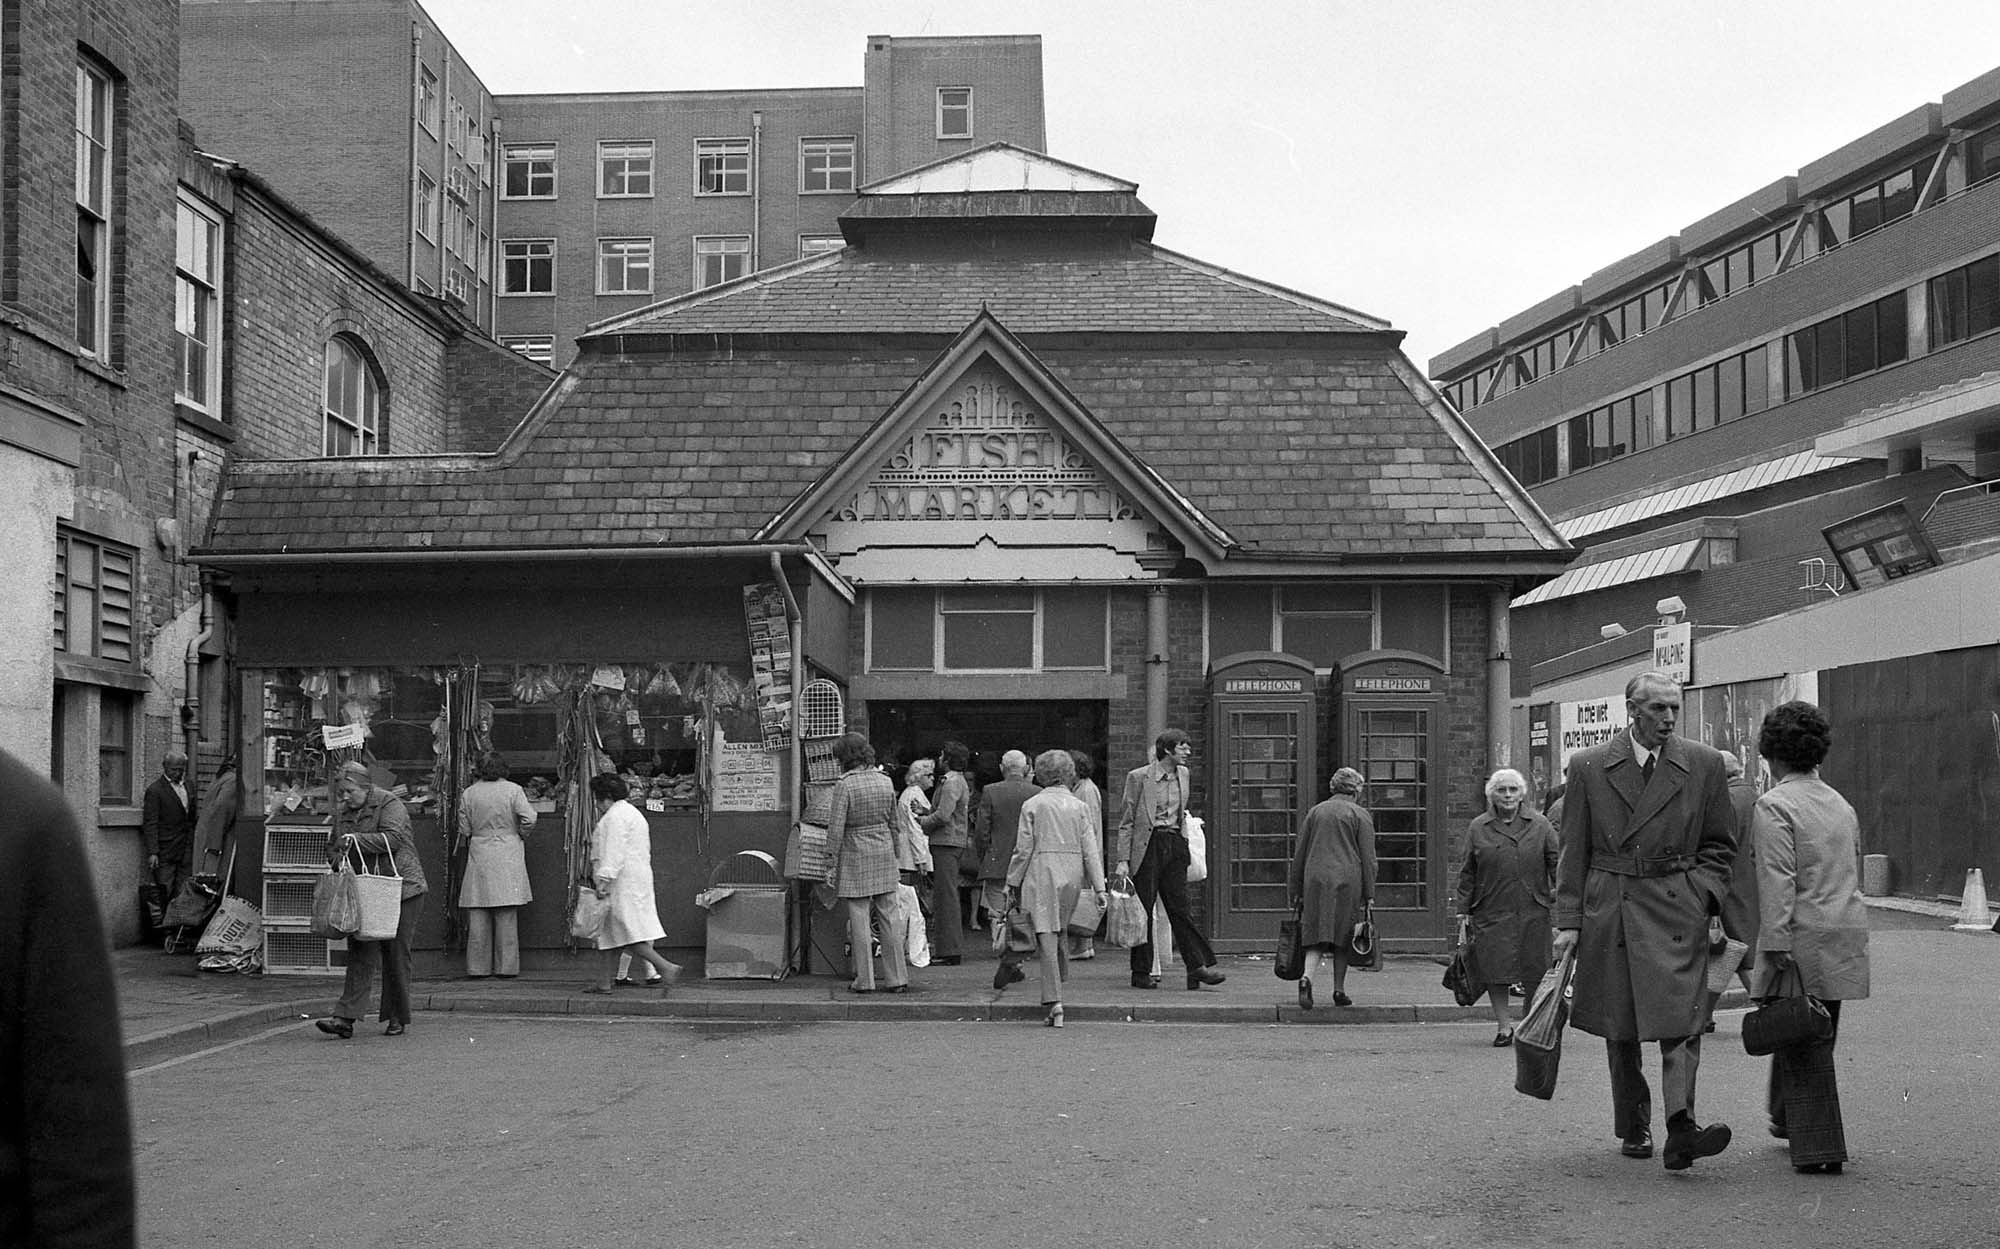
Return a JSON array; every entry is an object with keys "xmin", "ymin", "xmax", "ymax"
[{"xmin": 1553, "ymin": 671, "xmax": 1738, "ymax": 1171}]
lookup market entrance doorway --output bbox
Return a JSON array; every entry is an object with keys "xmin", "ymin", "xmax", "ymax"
[{"xmin": 867, "ymin": 699, "xmax": 1111, "ymax": 821}]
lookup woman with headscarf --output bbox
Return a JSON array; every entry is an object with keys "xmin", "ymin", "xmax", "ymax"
[
  {"xmin": 1454, "ymin": 767, "xmax": 1558, "ymax": 1045},
  {"xmin": 582, "ymin": 771, "xmax": 680, "ymax": 996},
  {"xmin": 1005, "ymin": 749, "xmax": 1107, "ymax": 1028},
  {"xmin": 1288, "ymin": 767, "xmax": 1377, "ymax": 1010},
  {"xmin": 316, "ymin": 761, "xmax": 428, "ymax": 1039},
  {"xmin": 456, "ymin": 750, "xmax": 537, "ymax": 979}
]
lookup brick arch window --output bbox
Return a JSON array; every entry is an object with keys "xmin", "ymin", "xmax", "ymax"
[{"xmin": 322, "ymin": 334, "xmax": 383, "ymax": 455}]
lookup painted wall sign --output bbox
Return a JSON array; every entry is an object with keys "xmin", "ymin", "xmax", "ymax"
[
  {"xmin": 1353, "ymin": 676, "xmax": 1433, "ymax": 693},
  {"xmin": 1223, "ymin": 677, "xmax": 1305, "ymax": 693}
]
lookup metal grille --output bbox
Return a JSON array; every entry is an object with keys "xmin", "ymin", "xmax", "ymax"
[
  {"xmin": 800, "ymin": 679, "xmax": 844, "ymax": 739},
  {"xmin": 261, "ymin": 875, "xmax": 320, "ymax": 922},
  {"xmin": 802, "ymin": 739, "xmax": 841, "ymax": 783},
  {"xmin": 1224, "ymin": 709, "xmax": 1300, "ymax": 913},
  {"xmin": 1358, "ymin": 707, "xmax": 1431, "ymax": 912},
  {"xmin": 263, "ymin": 926, "xmax": 347, "ymax": 975},
  {"xmin": 802, "ymin": 781, "xmax": 836, "ymax": 826},
  {"xmin": 263, "ymin": 825, "xmax": 329, "ymax": 870}
]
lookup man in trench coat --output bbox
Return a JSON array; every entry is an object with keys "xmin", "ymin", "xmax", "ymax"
[{"xmin": 1553, "ymin": 671, "xmax": 1738, "ymax": 1171}]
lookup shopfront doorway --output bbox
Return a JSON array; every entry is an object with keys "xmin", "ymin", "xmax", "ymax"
[{"xmin": 867, "ymin": 699, "xmax": 1110, "ymax": 814}]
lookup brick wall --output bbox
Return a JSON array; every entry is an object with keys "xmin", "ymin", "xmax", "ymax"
[
  {"xmin": 1439, "ymin": 586, "xmax": 1493, "ymax": 879},
  {"xmin": 446, "ymin": 331, "xmax": 556, "ymax": 450},
  {"xmin": 861, "ymin": 35, "xmax": 1046, "ymax": 183}
]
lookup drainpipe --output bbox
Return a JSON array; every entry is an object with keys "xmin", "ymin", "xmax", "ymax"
[
  {"xmin": 1487, "ymin": 584, "xmax": 1511, "ymax": 771},
  {"xmin": 750, "ymin": 110, "xmax": 763, "ymax": 272},
  {"xmin": 407, "ymin": 23, "xmax": 422, "ymax": 287},
  {"xmin": 769, "ymin": 552, "xmax": 802, "ymax": 828},
  {"xmin": 1145, "ymin": 585, "xmax": 1170, "ymax": 740},
  {"xmin": 182, "ymin": 571, "xmax": 213, "ymax": 773}
]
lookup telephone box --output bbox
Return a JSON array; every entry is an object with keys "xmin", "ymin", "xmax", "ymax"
[
  {"xmin": 1206, "ymin": 652, "xmax": 1318, "ymax": 945},
  {"xmin": 1336, "ymin": 650, "xmax": 1448, "ymax": 947}
]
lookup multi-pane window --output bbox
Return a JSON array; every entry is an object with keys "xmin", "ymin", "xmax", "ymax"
[
  {"xmin": 694, "ymin": 235, "xmax": 749, "ymax": 288},
  {"xmin": 800, "ymin": 137, "xmax": 856, "ymax": 193},
  {"xmin": 1495, "ymin": 425, "xmax": 1559, "ymax": 487},
  {"xmin": 1206, "ymin": 585, "xmax": 1448, "ymax": 670},
  {"xmin": 937, "ymin": 87, "xmax": 972, "ymax": 138},
  {"xmin": 1693, "ymin": 229, "xmax": 1786, "ymax": 308},
  {"xmin": 1927, "ymin": 252, "xmax": 2000, "ymax": 348},
  {"xmin": 798, "ymin": 234, "xmax": 845, "ymax": 259},
  {"xmin": 867, "ymin": 588, "xmax": 1108, "ymax": 672},
  {"xmin": 1665, "ymin": 344, "xmax": 1770, "ymax": 436},
  {"xmin": 175, "ymin": 194, "xmax": 224, "ymax": 414},
  {"xmin": 414, "ymin": 172, "xmax": 437, "ymax": 239},
  {"xmin": 99, "ymin": 692, "xmax": 135, "ymax": 806},
  {"xmin": 477, "ymin": 231, "xmax": 492, "ymax": 283},
  {"xmin": 323, "ymin": 336, "xmax": 381, "ymax": 456},
  {"xmin": 503, "ymin": 143, "xmax": 557, "ymax": 199},
  {"xmin": 443, "ymin": 267, "xmax": 468, "ymax": 301},
  {"xmin": 417, "ymin": 66, "xmax": 438, "ymax": 133},
  {"xmin": 695, "ymin": 138, "xmax": 750, "ymax": 195},
  {"xmin": 75, "ymin": 62, "xmax": 113, "ymax": 359},
  {"xmin": 1567, "ymin": 390, "xmax": 1655, "ymax": 471},
  {"xmin": 597, "ymin": 237, "xmax": 653, "ymax": 294},
  {"xmin": 1784, "ymin": 293, "xmax": 1907, "ymax": 397},
  {"xmin": 598, "ymin": 140, "xmax": 654, "ymax": 197},
  {"xmin": 502, "ymin": 239, "xmax": 555, "ymax": 294},
  {"xmin": 1277, "ymin": 586, "xmax": 1375, "ymax": 669},
  {"xmin": 54, "ymin": 529, "xmax": 136, "ymax": 665},
  {"xmin": 502, "ymin": 336, "xmax": 553, "ymax": 365},
  {"xmin": 1807, "ymin": 160, "xmax": 1925, "ymax": 255}
]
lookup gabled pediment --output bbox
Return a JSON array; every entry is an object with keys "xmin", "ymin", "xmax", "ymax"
[
  {"xmin": 759, "ymin": 310, "xmax": 1232, "ymax": 581},
  {"xmin": 858, "ymin": 142, "xmax": 1137, "ymax": 195}
]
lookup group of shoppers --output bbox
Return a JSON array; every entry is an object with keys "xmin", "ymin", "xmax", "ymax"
[{"xmin": 1448, "ymin": 671, "xmax": 1869, "ymax": 1178}]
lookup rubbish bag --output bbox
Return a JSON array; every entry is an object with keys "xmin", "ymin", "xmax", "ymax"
[{"xmin": 309, "ymin": 867, "xmax": 362, "ymax": 939}]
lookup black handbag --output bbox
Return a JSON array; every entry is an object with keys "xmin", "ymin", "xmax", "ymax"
[
  {"xmin": 1275, "ymin": 905, "xmax": 1305, "ymax": 981},
  {"xmin": 1345, "ymin": 904, "xmax": 1381, "ymax": 970},
  {"xmin": 1442, "ymin": 917, "xmax": 1482, "ymax": 1006},
  {"xmin": 1742, "ymin": 964, "xmax": 1835, "ymax": 1056}
]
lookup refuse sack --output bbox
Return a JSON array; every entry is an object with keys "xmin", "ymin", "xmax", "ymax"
[{"xmin": 195, "ymin": 895, "xmax": 262, "ymax": 959}]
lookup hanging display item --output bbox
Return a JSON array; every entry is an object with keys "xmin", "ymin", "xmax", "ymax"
[{"xmin": 742, "ymin": 583, "xmax": 794, "ymax": 750}]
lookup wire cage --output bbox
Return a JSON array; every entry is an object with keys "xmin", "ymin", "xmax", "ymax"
[
  {"xmin": 802, "ymin": 780, "xmax": 837, "ymax": 826},
  {"xmin": 263, "ymin": 925, "xmax": 347, "ymax": 975},
  {"xmin": 709, "ymin": 849, "xmax": 786, "ymax": 892},
  {"xmin": 263, "ymin": 824, "xmax": 331, "ymax": 871},
  {"xmin": 261, "ymin": 874, "xmax": 320, "ymax": 922},
  {"xmin": 802, "ymin": 738, "xmax": 842, "ymax": 783},
  {"xmin": 800, "ymin": 679, "xmax": 844, "ymax": 740}
]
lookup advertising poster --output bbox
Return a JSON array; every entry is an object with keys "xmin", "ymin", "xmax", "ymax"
[{"xmin": 712, "ymin": 739, "xmax": 782, "ymax": 812}]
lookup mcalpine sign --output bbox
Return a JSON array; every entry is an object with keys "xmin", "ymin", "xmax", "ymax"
[{"xmin": 1652, "ymin": 621, "xmax": 1693, "ymax": 686}]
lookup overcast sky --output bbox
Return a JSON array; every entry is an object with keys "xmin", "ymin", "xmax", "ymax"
[{"xmin": 423, "ymin": 0, "xmax": 2000, "ymax": 370}]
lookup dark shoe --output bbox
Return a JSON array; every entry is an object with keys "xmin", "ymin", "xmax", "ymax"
[
  {"xmin": 1795, "ymin": 1161, "xmax": 1843, "ymax": 1175},
  {"xmin": 882, "ymin": 984, "xmax": 909, "ymax": 994},
  {"xmin": 1769, "ymin": 1121, "xmax": 1789, "ymax": 1140},
  {"xmin": 848, "ymin": 986, "xmax": 874, "ymax": 994},
  {"xmin": 1492, "ymin": 1031, "xmax": 1514, "ymax": 1047},
  {"xmin": 1186, "ymin": 964, "xmax": 1226, "ymax": 990},
  {"xmin": 1298, "ymin": 976, "xmax": 1314, "ymax": 1010},
  {"xmin": 934, "ymin": 955, "xmax": 961, "ymax": 966},
  {"xmin": 314, "ymin": 1017, "xmax": 354, "ymax": 1040},
  {"xmin": 383, "ymin": 1022, "xmax": 405, "ymax": 1037},
  {"xmin": 492, "ymin": 972, "xmax": 517, "ymax": 979},
  {"xmin": 614, "ymin": 977, "xmax": 635, "ymax": 986},
  {"xmin": 1620, "ymin": 1128, "xmax": 1654, "ymax": 1159},
  {"xmin": 1331, "ymin": 990, "xmax": 1353, "ymax": 1007},
  {"xmin": 1663, "ymin": 1121, "xmax": 1732, "ymax": 1170},
  {"xmin": 993, "ymin": 960, "xmax": 1025, "ymax": 991},
  {"xmin": 1130, "ymin": 974, "xmax": 1160, "ymax": 989}
]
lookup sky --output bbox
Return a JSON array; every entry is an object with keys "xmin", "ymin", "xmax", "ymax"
[{"xmin": 422, "ymin": 0, "xmax": 2000, "ymax": 370}]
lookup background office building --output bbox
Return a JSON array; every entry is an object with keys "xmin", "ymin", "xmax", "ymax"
[{"xmin": 1432, "ymin": 66, "xmax": 2000, "ymax": 904}]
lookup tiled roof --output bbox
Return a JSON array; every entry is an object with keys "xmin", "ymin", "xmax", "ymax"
[{"xmin": 1512, "ymin": 539, "xmax": 1704, "ymax": 607}]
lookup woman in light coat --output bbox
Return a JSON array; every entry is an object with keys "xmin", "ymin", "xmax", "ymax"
[
  {"xmin": 1751, "ymin": 700, "xmax": 1869, "ymax": 1175},
  {"xmin": 583, "ymin": 772, "xmax": 679, "ymax": 996},
  {"xmin": 456, "ymin": 751, "xmax": 537, "ymax": 978},
  {"xmin": 826, "ymin": 733, "xmax": 908, "ymax": 994},
  {"xmin": 1454, "ymin": 767, "xmax": 1558, "ymax": 1046},
  {"xmin": 1288, "ymin": 767, "xmax": 1376, "ymax": 1009},
  {"xmin": 1005, "ymin": 749, "xmax": 1107, "ymax": 1028}
]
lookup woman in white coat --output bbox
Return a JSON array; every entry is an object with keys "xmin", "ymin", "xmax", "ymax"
[
  {"xmin": 582, "ymin": 772, "xmax": 680, "ymax": 996},
  {"xmin": 1005, "ymin": 750, "xmax": 1107, "ymax": 1028},
  {"xmin": 456, "ymin": 752, "xmax": 537, "ymax": 978}
]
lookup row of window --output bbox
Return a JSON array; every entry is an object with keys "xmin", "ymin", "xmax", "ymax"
[
  {"xmin": 502, "ymin": 135, "xmax": 863, "ymax": 201},
  {"xmin": 499, "ymin": 233, "xmax": 844, "ymax": 297},
  {"xmin": 1444, "ymin": 132, "xmax": 2000, "ymax": 414}
]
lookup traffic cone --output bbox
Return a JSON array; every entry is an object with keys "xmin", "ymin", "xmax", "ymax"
[{"xmin": 1952, "ymin": 867, "xmax": 1993, "ymax": 931}]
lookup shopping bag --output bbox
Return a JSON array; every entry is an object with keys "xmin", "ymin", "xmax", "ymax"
[
  {"xmin": 161, "ymin": 876, "xmax": 221, "ymax": 929},
  {"xmin": 1067, "ymin": 885, "xmax": 1106, "ymax": 937},
  {"xmin": 1274, "ymin": 906, "xmax": 1305, "ymax": 980},
  {"xmin": 1513, "ymin": 1030, "xmax": 1563, "ymax": 1100},
  {"xmin": 571, "ymin": 885, "xmax": 609, "ymax": 942},
  {"xmin": 1742, "ymin": 966, "xmax": 1836, "ymax": 1056},
  {"xmin": 309, "ymin": 866, "xmax": 362, "ymax": 938},
  {"xmin": 1184, "ymin": 814, "xmax": 1209, "ymax": 884},
  {"xmin": 1514, "ymin": 947, "xmax": 1576, "ymax": 1050},
  {"xmin": 1443, "ymin": 948, "xmax": 1483, "ymax": 1007},
  {"xmin": 1705, "ymin": 936, "xmax": 1750, "ymax": 995},
  {"xmin": 1101, "ymin": 881, "xmax": 1148, "ymax": 948},
  {"xmin": 350, "ymin": 843, "xmax": 404, "ymax": 941},
  {"xmin": 790, "ymin": 822, "xmax": 833, "ymax": 883},
  {"xmin": 898, "ymin": 882, "xmax": 931, "ymax": 969}
]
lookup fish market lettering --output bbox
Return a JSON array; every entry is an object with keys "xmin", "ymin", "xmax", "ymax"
[
  {"xmin": 891, "ymin": 429, "xmax": 1077, "ymax": 471},
  {"xmin": 844, "ymin": 482, "xmax": 1135, "ymax": 521}
]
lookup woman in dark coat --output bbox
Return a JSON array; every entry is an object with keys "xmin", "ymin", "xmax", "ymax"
[
  {"xmin": 1455, "ymin": 767, "xmax": 1558, "ymax": 1046},
  {"xmin": 1288, "ymin": 767, "xmax": 1376, "ymax": 1009}
]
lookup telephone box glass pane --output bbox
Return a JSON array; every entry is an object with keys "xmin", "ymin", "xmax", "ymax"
[
  {"xmin": 1357, "ymin": 706, "xmax": 1430, "ymax": 913},
  {"xmin": 1224, "ymin": 708, "xmax": 1299, "ymax": 913}
]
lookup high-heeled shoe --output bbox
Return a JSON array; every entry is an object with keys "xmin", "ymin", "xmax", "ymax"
[{"xmin": 1044, "ymin": 1003, "xmax": 1064, "ymax": 1028}]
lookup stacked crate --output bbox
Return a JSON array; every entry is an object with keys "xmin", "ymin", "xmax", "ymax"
[{"xmin": 261, "ymin": 822, "xmax": 347, "ymax": 975}]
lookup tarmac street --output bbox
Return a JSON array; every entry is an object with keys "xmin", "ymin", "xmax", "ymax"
[{"xmin": 121, "ymin": 927, "xmax": 1994, "ymax": 1249}]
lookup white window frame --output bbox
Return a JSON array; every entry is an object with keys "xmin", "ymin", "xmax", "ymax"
[
  {"xmin": 597, "ymin": 236, "xmax": 654, "ymax": 295},
  {"xmin": 866, "ymin": 589, "xmax": 1110, "ymax": 674},
  {"xmin": 322, "ymin": 336, "xmax": 381, "ymax": 457},
  {"xmin": 501, "ymin": 238, "xmax": 555, "ymax": 296},
  {"xmin": 443, "ymin": 267, "xmax": 468, "ymax": 302},
  {"xmin": 799, "ymin": 136, "xmax": 856, "ymax": 194},
  {"xmin": 501, "ymin": 143, "xmax": 557, "ymax": 200},
  {"xmin": 477, "ymin": 231, "xmax": 492, "ymax": 283},
  {"xmin": 414, "ymin": 172, "xmax": 437, "ymax": 240},
  {"xmin": 75, "ymin": 61, "xmax": 113, "ymax": 360},
  {"xmin": 695, "ymin": 137, "xmax": 751, "ymax": 196},
  {"xmin": 416, "ymin": 66, "xmax": 439, "ymax": 135},
  {"xmin": 175, "ymin": 192, "xmax": 224, "ymax": 415},
  {"xmin": 693, "ymin": 235, "xmax": 750, "ymax": 289},
  {"xmin": 937, "ymin": 87, "xmax": 973, "ymax": 139},
  {"xmin": 798, "ymin": 234, "xmax": 845, "ymax": 259},
  {"xmin": 501, "ymin": 335, "xmax": 553, "ymax": 365},
  {"xmin": 598, "ymin": 139, "xmax": 654, "ymax": 198}
]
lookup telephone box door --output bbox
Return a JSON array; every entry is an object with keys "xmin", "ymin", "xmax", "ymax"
[
  {"xmin": 1206, "ymin": 652, "xmax": 1317, "ymax": 946},
  {"xmin": 1338, "ymin": 652, "xmax": 1448, "ymax": 947}
]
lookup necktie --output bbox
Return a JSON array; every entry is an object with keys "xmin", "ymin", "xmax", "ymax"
[{"xmin": 1641, "ymin": 756, "xmax": 1655, "ymax": 785}]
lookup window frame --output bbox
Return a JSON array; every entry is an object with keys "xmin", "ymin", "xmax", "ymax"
[
  {"xmin": 500, "ymin": 238, "xmax": 556, "ymax": 296},
  {"xmin": 597, "ymin": 139, "xmax": 655, "ymax": 199},
  {"xmin": 936, "ymin": 87, "xmax": 973, "ymax": 139},
  {"xmin": 694, "ymin": 137, "xmax": 751, "ymax": 196},
  {"xmin": 98, "ymin": 690, "xmax": 135, "ymax": 806},
  {"xmin": 799, "ymin": 136, "xmax": 856, "ymax": 194},
  {"xmin": 174, "ymin": 191, "xmax": 225, "ymax": 416},
  {"xmin": 866, "ymin": 588, "xmax": 1110, "ymax": 674},
  {"xmin": 501, "ymin": 335, "xmax": 554, "ymax": 365},
  {"xmin": 416, "ymin": 66, "xmax": 439, "ymax": 135},
  {"xmin": 322, "ymin": 335, "xmax": 382, "ymax": 457},
  {"xmin": 75, "ymin": 60, "xmax": 114, "ymax": 361},
  {"xmin": 693, "ymin": 235, "xmax": 750, "ymax": 289},
  {"xmin": 798, "ymin": 234, "xmax": 845, "ymax": 260},
  {"xmin": 54, "ymin": 528, "xmax": 138, "ymax": 667},
  {"xmin": 414, "ymin": 171, "xmax": 437, "ymax": 240},
  {"xmin": 596, "ymin": 236, "xmax": 654, "ymax": 295},
  {"xmin": 501, "ymin": 142, "xmax": 557, "ymax": 200}
]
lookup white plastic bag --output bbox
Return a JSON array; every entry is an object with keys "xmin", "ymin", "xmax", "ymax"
[
  {"xmin": 896, "ymin": 882, "xmax": 931, "ymax": 968},
  {"xmin": 1184, "ymin": 813, "xmax": 1208, "ymax": 883}
]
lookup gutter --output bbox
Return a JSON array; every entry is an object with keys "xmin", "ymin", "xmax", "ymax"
[{"xmin": 195, "ymin": 542, "xmax": 827, "ymax": 568}]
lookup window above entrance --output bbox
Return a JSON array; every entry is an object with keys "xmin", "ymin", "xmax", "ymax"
[{"xmin": 868, "ymin": 587, "xmax": 1107, "ymax": 673}]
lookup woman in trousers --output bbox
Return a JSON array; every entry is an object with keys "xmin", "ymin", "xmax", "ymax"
[
  {"xmin": 317, "ymin": 761, "xmax": 427, "ymax": 1039},
  {"xmin": 1006, "ymin": 750, "xmax": 1108, "ymax": 1028},
  {"xmin": 826, "ymin": 733, "xmax": 908, "ymax": 994},
  {"xmin": 456, "ymin": 751, "xmax": 537, "ymax": 978}
]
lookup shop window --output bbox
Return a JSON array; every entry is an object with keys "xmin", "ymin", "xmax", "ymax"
[
  {"xmin": 937, "ymin": 88, "xmax": 972, "ymax": 138},
  {"xmin": 503, "ymin": 143, "xmax": 557, "ymax": 199},
  {"xmin": 322, "ymin": 336, "xmax": 382, "ymax": 456},
  {"xmin": 99, "ymin": 691, "xmax": 134, "ymax": 805},
  {"xmin": 598, "ymin": 140, "xmax": 653, "ymax": 198},
  {"xmin": 75, "ymin": 60, "xmax": 114, "ymax": 360},
  {"xmin": 695, "ymin": 138, "xmax": 750, "ymax": 195},
  {"xmin": 1378, "ymin": 586, "xmax": 1447, "ymax": 663},
  {"xmin": 800, "ymin": 137, "xmax": 855, "ymax": 193},
  {"xmin": 54, "ymin": 529, "xmax": 137, "ymax": 666}
]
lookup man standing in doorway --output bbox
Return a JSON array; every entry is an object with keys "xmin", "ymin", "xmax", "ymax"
[
  {"xmin": 1554, "ymin": 671, "xmax": 1738, "ymax": 1171},
  {"xmin": 922, "ymin": 741, "xmax": 973, "ymax": 966},
  {"xmin": 142, "ymin": 751, "xmax": 195, "ymax": 903},
  {"xmin": 1115, "ymin": 729, "xmax": 1225, "ymax": 990}
]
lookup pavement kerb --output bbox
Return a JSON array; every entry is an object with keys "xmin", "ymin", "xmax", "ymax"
[{"xmin": 124, "ymin": 999, "xmax": 327, "ymax": 1069}]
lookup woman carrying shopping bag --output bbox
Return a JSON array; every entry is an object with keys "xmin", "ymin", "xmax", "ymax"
[{"xmin": 316, "ymin": 761, "xmax": 427, "ymax": 1040}]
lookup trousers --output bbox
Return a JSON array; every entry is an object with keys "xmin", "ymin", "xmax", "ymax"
[
  {"xmin": 464, "ymin": 905, "xmax": 520, "ymax": 977},
  {"xmin": 928, "ymin": 846, "xmax": 963, "ymax": 958},
  {"xmin": 1606, "ymin": 1033, "xmax": 1702, "ymax": 1136},
  {"xmin": 1129, "ymin": 829, "xmax": 1214, "ymax": 976},
  {"xmin": 845, "ymin": 891, "xmax": 908, "ymax": 990},
  {"xmin": 336, "ymin": 893, "xmax": 424, "ymax": 1025}
]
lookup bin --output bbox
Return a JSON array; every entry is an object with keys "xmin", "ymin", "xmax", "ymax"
[
  {"xmin": 1862, "ymin": 853, "xmax": 1890, "ymax": 896},
  {"xmin": 698, "ymin": 850, "xmax": 789, "ymax": 979}
]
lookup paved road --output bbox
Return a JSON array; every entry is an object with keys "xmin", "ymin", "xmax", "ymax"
[{"xmin": 128, "ymin": 930, "xmax": 1992, "ymax": 1249}]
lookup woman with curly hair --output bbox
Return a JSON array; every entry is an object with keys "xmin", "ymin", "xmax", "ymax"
[
  {"xmin": 1751, "ymin": 700, "xmax": 1869, "ymax": 1176},
  {"xmin": 1455, "ymin": 767, "xmax": 1558, "ymax": 1046},
  {"xmin": 826, "ymin": 732, "xmax": 908, "ymax": 994},
  {"xmin": 1005, "ymin": 750, "xmax": 1107, "ymax": 1028}
]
